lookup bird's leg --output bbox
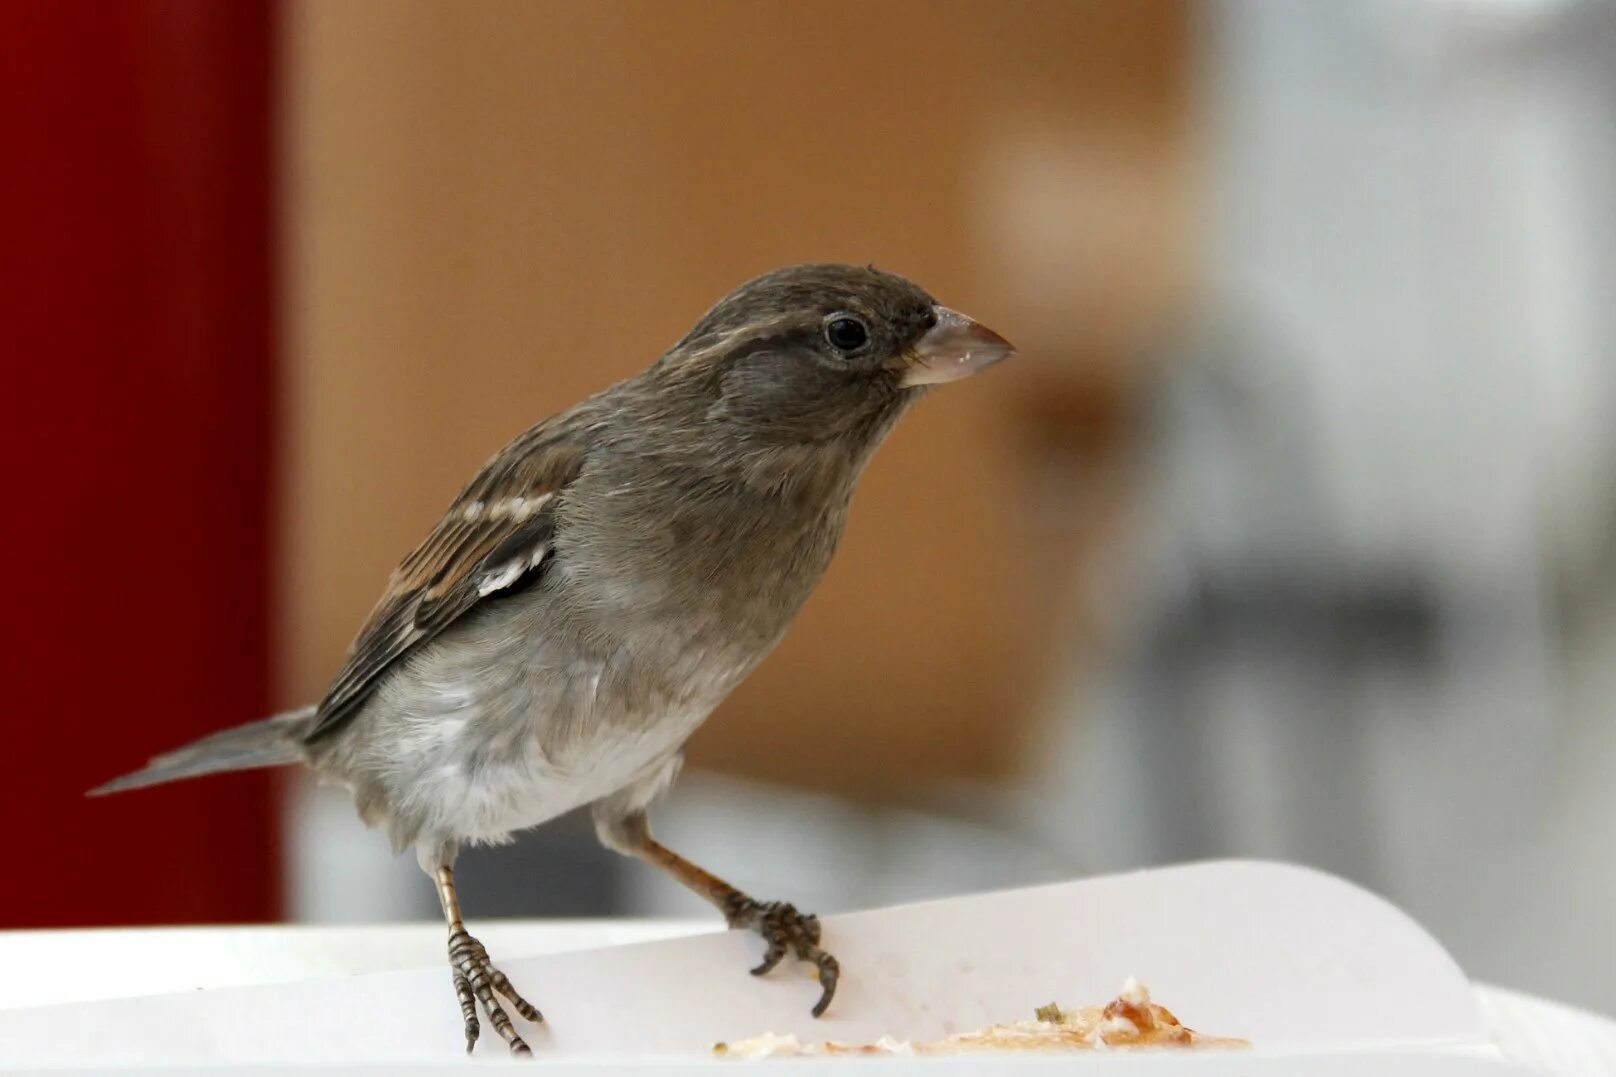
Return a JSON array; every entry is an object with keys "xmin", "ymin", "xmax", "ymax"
[
  {"xmin": 596, "ymin": 808, "xmax": 840, "ymax": 1017},
  {"xmin": 433, "ymin": 865, "xmax": 542, "ymax": 1055}
]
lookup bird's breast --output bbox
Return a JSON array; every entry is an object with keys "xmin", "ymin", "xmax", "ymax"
[{"xmin": 558, "ymin": 469, "xmax": 855, "ymax": 659}]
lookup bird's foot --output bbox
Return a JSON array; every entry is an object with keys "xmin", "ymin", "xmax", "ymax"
[
  {"xmin": 722, "ymin": 895, "xmax": 840, "ymax": 1017},
  {"xmin": 448, "ymin": 928, "xmax": 543, "ymax": 1055}
]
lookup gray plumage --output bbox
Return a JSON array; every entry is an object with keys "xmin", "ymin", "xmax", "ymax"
[
  {"xmin": 92, "ymin": 263, "xmax": 1013, "ymax": 1051},
  {"xmin": 92, "ymin": 706, "xmax": 313, "ymax": 793}
]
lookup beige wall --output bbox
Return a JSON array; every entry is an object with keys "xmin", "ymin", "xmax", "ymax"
[{"xmin": 281, "ymin": 0, "xmax": 1187, "ymax": 798}]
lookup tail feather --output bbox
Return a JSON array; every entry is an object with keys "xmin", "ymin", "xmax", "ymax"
[{"xmin": 88, "ymin": 705, "xmax": 316, "ymax": 796}]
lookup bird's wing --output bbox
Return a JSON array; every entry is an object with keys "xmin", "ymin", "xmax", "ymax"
[{"xmin": 302, "ymin": 423, "xmax": 588, "ymax": 743}]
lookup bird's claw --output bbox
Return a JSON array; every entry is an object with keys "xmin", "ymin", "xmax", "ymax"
[
  {"xmin": 448, "ymin": 928, "xmax": 542, "ymax": 1055},
  {"xmin": 723, "ymin": 897, "xmax": 840, "ymax": 1017}
]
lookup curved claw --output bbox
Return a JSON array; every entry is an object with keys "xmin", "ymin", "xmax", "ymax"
[
  {"xmin": 729, "ymin": 899, "xmax": 841, "ymax": 1017},
  {"xmin": 750, "ymin": 935, "xmax": 788, "ymax": 976},
  {"xmin": 809, "ymin": 952, "xmax": 840, "ymax": 1018},
  {"xmin": 447, "ymin": 928, "xmax": 542, "ymax": 1055}
]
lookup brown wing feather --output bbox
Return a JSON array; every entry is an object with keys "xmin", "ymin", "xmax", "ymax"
[{"xmin": 302, "ymin": 426, "xmax": 587, "ymax": 743}]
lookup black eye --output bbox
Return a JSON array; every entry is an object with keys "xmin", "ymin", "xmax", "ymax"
[{"xmin": 824, "ymin": 316, "xmax": 869, "ymax": 354}]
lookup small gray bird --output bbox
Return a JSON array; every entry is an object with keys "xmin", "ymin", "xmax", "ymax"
[{"xmin": 93, "ymin": 263, "xmax": 1014, "ymax": 1055}]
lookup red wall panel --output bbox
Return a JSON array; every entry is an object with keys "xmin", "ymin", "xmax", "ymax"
[{"xmin": 0, "ymin": 2, "xmax": 281, "ymax": 924}]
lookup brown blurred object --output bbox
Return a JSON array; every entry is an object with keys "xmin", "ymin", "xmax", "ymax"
[{"xmin": 282, "ymin": 0, "xmax": 1188, "ymax": 799}]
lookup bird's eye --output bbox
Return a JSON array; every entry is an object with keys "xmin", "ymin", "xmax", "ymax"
[{"xmin": 824, "ymin": 316, "xmax": 870, "ymax": 354}]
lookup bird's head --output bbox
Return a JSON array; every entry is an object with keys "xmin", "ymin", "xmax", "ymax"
[{"xmin": 655, "ymin": 264, "xmax": 1015, "ymax": 442}]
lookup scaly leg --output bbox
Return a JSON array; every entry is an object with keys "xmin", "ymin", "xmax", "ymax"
[
  {"xmin": 433, "ymin": 864, "xmax": 543, "ymax": 1055},
  {"xmin": 595, "ymin": 806, "xmax": 840, "ymax": 1017}
]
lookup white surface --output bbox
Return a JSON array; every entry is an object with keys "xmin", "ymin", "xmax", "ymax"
[
  {"xmin": 0, "ymin": 861, "xmax": 1501, "ymax": 1070},
  {"xmin": 1, "ymin": 898, "xmax": 1606, "ymax": 1074},
  {"xmin": 0, "ymin": 918, "xmax": 710, "ymax": 1012},
  {"xmin": 9, "ymin": 919, "xmax": 1611, "ymax": 1073},
  {"xmin": 0, "ymin": 1060, "xmax": 1537, "ymax": 1076},
  {"xmin": 1479, "ymin": 984, "xmax": 1616, "ymax": 1077}
]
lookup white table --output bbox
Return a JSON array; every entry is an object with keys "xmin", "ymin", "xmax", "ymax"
[{"xmin": 2, "ymin": 921, "xmax": 1613, "ymax": 1074}]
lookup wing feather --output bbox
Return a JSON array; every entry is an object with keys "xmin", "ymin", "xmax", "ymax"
[{"xmin": 302, "ymin": 429, "xmax": 586, "ymax": 743}]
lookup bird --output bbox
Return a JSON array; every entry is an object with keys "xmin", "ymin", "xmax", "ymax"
[{"xmin": 92, "ymin": 263, "xmax": 1015, "ymax": 1055}]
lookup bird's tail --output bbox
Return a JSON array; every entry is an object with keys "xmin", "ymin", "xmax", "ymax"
[{"xmin": 87, "ymin": 705, "xmax": 316, "ymax": 796}]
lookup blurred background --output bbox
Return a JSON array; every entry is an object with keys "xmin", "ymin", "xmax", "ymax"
[{"xmin": 7, "ymin": 0, "xmax": 1615, "ymax": 1014}]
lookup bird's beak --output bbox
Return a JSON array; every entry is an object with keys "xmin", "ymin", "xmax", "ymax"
[{"xmin": 901, "ymin": 306, "xmax": 1016, "ymax": 387}]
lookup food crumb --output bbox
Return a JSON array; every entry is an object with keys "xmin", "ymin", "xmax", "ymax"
[
  {"xmin": 712, "ymin": 978, "xmax": 1247, "ymax": 1058},
  {"xmin": 1034, "ymin": 1002, "xmax": 1067, "ymax": 1024},
  {"xmin": 1119, "ymin": 976, "xmax": 1149, "ymax": 1006}
]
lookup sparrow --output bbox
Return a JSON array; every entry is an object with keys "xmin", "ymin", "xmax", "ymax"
[{"xmin": 92, "ymin": 263, "xmax": 1015, "ymax": 1055}]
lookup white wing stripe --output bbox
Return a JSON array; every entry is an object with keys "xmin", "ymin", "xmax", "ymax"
[{"xmin": 475, "ymin": 542, "xmax": 550, "ymax": 597}]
